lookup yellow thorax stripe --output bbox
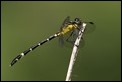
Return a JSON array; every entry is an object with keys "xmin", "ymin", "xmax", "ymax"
[{"xmin": 61, "ymin": 24, "xmax": 78, "ymax": 35}]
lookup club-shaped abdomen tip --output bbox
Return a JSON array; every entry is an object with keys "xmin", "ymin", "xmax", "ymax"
[{"xmin": 9, "ymin": 62, "xmax": 14, "ymax": 67}]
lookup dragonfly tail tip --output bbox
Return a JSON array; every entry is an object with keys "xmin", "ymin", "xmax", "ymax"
[{"xmin": 9, "ymin": 65, "xmax": 12, "ymax": 67}]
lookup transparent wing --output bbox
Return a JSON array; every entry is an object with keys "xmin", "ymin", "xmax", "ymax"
[
  {"xmin": 84, "ymin": 22, "xmax": 96, "ymax": 34},
  {"xmin": 66, "ymin": 29, "xmax": 79, "ymax": 44},
  {"xmin": 61, "ymin": 28, "xmax": 85, "ymax": 48},
  {"xmin": 59, "ymin": 16, "xmax": 70, "ymax": 46},
  {"xmin": 60, "ymin": 16, "xmax": 70, "ymax": 31}
]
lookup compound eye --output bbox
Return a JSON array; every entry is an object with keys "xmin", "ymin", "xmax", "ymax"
[
  {"xmin": 74, "ymin": 18, "xmax": 79, "ymax": 22},
  {"xmin": 74, "ymin": 18, "xmax": 81, "ymax": 24}
]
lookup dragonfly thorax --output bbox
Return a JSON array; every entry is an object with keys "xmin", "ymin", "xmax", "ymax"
[{"xmin": 60, "ymin": 24, "xmax": 77, "ymax": 35}]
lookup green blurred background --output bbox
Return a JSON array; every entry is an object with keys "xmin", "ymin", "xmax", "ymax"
[{"xmin": 1, "ymin": 1, "xmax": 121, "ymax": 81}]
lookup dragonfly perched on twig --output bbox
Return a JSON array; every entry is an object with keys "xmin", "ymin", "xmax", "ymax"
[{"xmin": 10, "ymin": 16, "xmax": 94, "ymax": 67}]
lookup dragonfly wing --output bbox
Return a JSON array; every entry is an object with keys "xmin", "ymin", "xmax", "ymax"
[
  {"xmin": 65, "ymin": 28, "xmax": 85, "ymax": 48},
  {"xmin": 84, "ymin": 22, "xmax": 96, "ymax": 34},
  {"xmin": 59, "ymin": 16, "xmax": 70, "ymax": 46},
  {"xmin": 59, "ymin": 35, "xmax": 64, "ymax": 47},
  {"xmin": 60, "ymin": 16, "xmax": 70, "ymax": 31},
  {"xmin": 66, "ymin": 29, "xmax": 79, "ymax": 44}
]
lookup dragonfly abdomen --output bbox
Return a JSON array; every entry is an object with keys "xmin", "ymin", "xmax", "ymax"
[{"xmin": 10, "ymin": 33, "xmax": 59, "ymax": 67}]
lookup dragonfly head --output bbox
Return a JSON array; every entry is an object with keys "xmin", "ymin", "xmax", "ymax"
[{"xmin": 74, "ymin": 18, "xmax": 82, "ymax": 26}]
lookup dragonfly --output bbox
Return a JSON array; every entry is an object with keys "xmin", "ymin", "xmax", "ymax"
[{"xmin": 10, "ymin": 16, "xmax": 94, "ymax": 67}]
